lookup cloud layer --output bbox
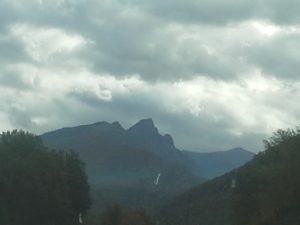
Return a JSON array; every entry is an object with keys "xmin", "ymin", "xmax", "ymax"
[{"xmin": 1, "ymin": 0, "xmax": 300, "ymax": 152}]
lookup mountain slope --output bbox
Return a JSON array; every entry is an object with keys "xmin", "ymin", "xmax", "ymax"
[
  {"xmin": 158, "ymin": 128, "xmax": 300, "ymax": 225},
  {"xmin": 127, "ymin": 119, "xmax": 192, "ymax": 165},
  {"xmin": 158, "ymin": 172, "xmax": 235, "ymax": 225},
  {"xmin": 183, "ymin": 147, "xmax": 254, "ymax": 178}
]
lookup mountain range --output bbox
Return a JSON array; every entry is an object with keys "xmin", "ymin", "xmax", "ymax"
[
  {"xmin": 184, "ymin": 147, "xmax": 254, "ymax": 178},
  {"xmin": 41, "ymin": 118, "xmax": 254, "ymax": 211}
]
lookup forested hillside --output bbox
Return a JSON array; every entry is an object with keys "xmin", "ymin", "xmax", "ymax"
[
  {"xmin": 158, "ymin": 127, "xmax": 300, "ymax": 225},
  {"xmin": 233, "ymin": 128, "xmax": 300, "ymax": 225}
]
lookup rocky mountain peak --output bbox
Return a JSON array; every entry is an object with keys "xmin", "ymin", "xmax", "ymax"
[
  {"xmin": 128, "ymin": 118, "xmax": 159, "ymax": 135},
  {"xmin": 111, "ymin": 121, "xmax": 124, "ymax": 130}
]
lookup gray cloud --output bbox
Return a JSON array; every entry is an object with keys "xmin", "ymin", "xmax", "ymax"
[
  {"xmin": 0, "ymin": 70, "xmax": 298, "ymax": 152},
  {"xmin": 86, "ymin": 31, "xmax": 237, "ymax": 81},
  {"xmin": 65, "ymin": 76, "xmax": 297, "ymax": 152},
  {"xmin": 0, "ymin": 0, "xmax": 299, "ymax": 82},
  {"xmin": 128, "ymin": 0, "xmax": 300, "ymax": 25},
  {"xmin": 1, "ymin": 0, "xmax": 300, "ymax": 152},
  {"xmin": 1, "ymin": 0, "xmax": 300, "ymax": 81},
  {"xmin": 0, "ymin": 72, "xmax": 30, "ymax": 89},
  {"xmin": 3, "ymin": 0, "xmax": 300, "ymax": 29},
  {"xmin": 246, "ymin": 33, "xmax": 300, "ymax": 79},
  {"xmin": 7, "ymin": 106, "xmax": 34, "ymax": 129},
  {"xmin": 128, "ymin": 0, "xmax": 256, "ymax": 25},
  {"xmin": 76, "ymin": 97, "xmax": 265, "ymax": 152},
  {"xmin": 0, "ymin": 33, "xmax": 30, "ymax": 66}
]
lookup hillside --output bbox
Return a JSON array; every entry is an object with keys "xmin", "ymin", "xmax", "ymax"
[
  {"xmin": 158, "ymin": 171, "xmax": 235, "ymax": 225},
  {"xmin": 183, "ymin": 147, "xmax": 254, "ymax": 178},
  {"xmin": 158, "ymin": 128, "xmax": 300, "ymax": 225}
]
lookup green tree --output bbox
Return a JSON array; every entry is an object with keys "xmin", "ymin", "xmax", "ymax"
[{"xmin": 0, "ymin": 130, "xmax": 91, "ymax": 225}]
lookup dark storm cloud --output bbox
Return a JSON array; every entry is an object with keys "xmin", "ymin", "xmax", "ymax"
[
  {"xmin": 1, "ymin": 0, "xmax": 300, "ymax": 82},
  {"xmin": 129, "ymin": 0, "xmax": 300, "ymax": 25},
  {"xmin": 246, "ymin": 32, "xmax": 300, "ymax": 79},
  {"xmin": 0, "ymin": 33, "xmax": 30, "ymax": 65},
  {"xmin": 3, "ymin": 0, "xmax": 300, "ymax": 28},
  {"xmin": 86, "ymin": 32, "xmax": 237, "ymax": 81},
  {"xmin": 0, "ymin": 72, "xmax": 30, "ymax": 89},
  {"xmin": 127, "ymin": 0, "xmax": 256, "ymax": 25}
]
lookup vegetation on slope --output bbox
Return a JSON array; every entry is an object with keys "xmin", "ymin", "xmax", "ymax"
[
  {"xmin": 233, "ymin": 128, "xmax": 300, "ymax": 225},
  {"xmin": 158, "ymin": 127, "xmax": 300, "ymax": 225}
]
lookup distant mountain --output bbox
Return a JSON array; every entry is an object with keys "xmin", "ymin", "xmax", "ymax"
[
  {"xmin": 41, "ymin": 119, "xmax": 198, "ymax": 186},
  {"xmin": 183, "ymin": 147, "xmax": 254, "ymax": 178},
  {"xmin": 127, "ymin": 119, "xmax": 192, "ymax": 165},
  {"xmin": 41, "ymin": 119, "xmax": 202, "ymax": 211},
  {"xmin": 41, "ymin": 119, "xmax": 253, "ymax": 211}
]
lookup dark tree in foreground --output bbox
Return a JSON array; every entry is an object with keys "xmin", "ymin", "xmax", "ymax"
[{"xmin": 0, "ymin": 130, "xmax": 91, "ymax": 225}]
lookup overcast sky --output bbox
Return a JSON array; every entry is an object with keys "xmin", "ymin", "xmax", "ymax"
[{"xmin": 1, "ymin": 0, "xmax": 300, "ymax": 152}]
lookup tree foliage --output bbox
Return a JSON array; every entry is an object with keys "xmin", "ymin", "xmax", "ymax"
[
  {"xmin": 0, "ymin": 130, "xmax": 91, "ymax": 225},
  {"xmin": 234, "ymin": 127, "xmax": 300, "ymax": 225},
  {"xmin": 158, "ymin": 126, "xmax": 300, "ymax": 225}
]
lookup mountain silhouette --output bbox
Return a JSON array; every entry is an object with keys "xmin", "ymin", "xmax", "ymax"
[{"xmin": 41, "ymin": 119, "xmax": 253, "ymax": 211}]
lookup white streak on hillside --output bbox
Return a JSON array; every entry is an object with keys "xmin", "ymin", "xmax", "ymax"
[{"xmin": 154, "ymin": 173, "xmax": 161, "ymax": 186}]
